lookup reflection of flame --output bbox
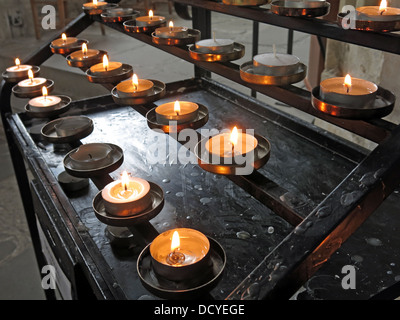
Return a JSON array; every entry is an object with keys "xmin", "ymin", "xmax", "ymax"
[
  {"xmin": 230, "ymin": 126, "xmax": 238, "ymax": 146},
  {"xmin": 149, "ymin": 10, "xmax": 153, "ymax": 19},
  {"xmin": 82, "ymin": 43, "xmax": 88, "ymax": 56},
  {"xmin": 379, "ymin": 0, "xmax": 387, "ymax": 14},
  {"xmin": 171, "ymin": 231, "xmax": 180, "ymax": 252},
  {"xmin": 132, "ymin": 74, "xmax": 138, "ymax": 91},
  {"xmin": 174, "ymin": 101, "xmax": 180, "ymax": 115},
  {"xmin": 344, "ymin": 74, "xmax": 352, "ymax": 93},
  {"xmin": 121, "ymin": 171, "xmax": 130, "ymax": 191},
  {"xmin": 62, "ymin": 33, "xmax": 67, "ymax": 42},
  {"xmin": 42, "ymin": 86, "xmax": 48, "ymax": 98},
  {"xmin": 103, "ymin": 54, "xmax": 109, "ymax": 71},
  {"xmin": 15, "ymin": 58, "xmax": 20, "ymax": 67}
]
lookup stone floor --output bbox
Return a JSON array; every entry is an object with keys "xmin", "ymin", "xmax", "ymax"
[{"xmin": 0, "ymin": 3, "xmax": 311, "ymax": 299}]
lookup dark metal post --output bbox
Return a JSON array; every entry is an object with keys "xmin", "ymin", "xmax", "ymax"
[{"xmin": 192, "ymin": 7, "xmax": 212, "ymax": 78}]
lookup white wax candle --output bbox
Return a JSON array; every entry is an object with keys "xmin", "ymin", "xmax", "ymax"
[
  {"xmin": 155, "ymin": 25, "xmax": 189, "ymax": 38},
  {"xmin": 253, "ymin": 52, "xmax": 300, "ymax": 76},
  {"xmin": 6, "ymin": 64, "xmax": 32, "ymax": 74},
  {"xmin": 70, "ymin": 49, "xmax": 100, "ymax": 61},
  {"xmin": 155, "ymin": 101, "xmax": 199, "ymax": 124},
  {"xmin": 18, "ymin": 77, "xmax": 47, "ymax": 91},
  {"xmin": 195, "ymin": 38, "xmax": 235, "ymax": 53},
  {"xmin": 70, "ymin": 143, "xmax": 113, "ymax": 169},
  {"xmin": 83, "ymin": 1, "xmax": 108, "ymax": 9},
  {"xmin": 116, "ymin": 77, "xmax": 154, "ymax": 97},
  {"xmin": 89, "ymin": 61, "xmax": 123, "ymax": 76},
  {"xmin": 356, "ymin": 5, "xmax": 400, "ymax": 21},
  {"xmin": 136, "ymin": 11, "xmax": 166, "ymax": 27},
  {"xmin": 205, "ymin": 131, "xmax": 258, "ymax": 158},
  {"xmin": 29, "ymin": 95, "xmax": 61, "ymax": 111},
  {"xmin": 51, "ymin": 36, "xmax": 79, "ymax": 48}
]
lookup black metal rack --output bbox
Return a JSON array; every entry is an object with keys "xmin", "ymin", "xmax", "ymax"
[{"xmin": 1, "ymin": 0, "xmax": 400, "ymax": 300}]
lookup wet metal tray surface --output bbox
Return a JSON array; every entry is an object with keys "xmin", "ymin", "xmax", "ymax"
[{"xmin": 10, "ymin": 78, "xmax": 400, "ymax": 300}]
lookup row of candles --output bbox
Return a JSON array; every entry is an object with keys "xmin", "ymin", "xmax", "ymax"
[{"xmin": 4, "ymin": 1, "xmax": 393, "ymax": 284}]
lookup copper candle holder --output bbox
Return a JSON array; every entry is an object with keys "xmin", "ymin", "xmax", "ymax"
[
  {"xmin": 66, "ymin": 49, "xmax": 107, "ymax": 68},
  {"xmin": 86, "ymin": 63, "xmax": 133, "ymax": 84},
  {"xmin": 111, "ymin": 79, "xmax": 166, "ymax": 106},
  {"xmin": 137, "ymin": 234, "xmax": 226, "ymax": 299},
  {"xmin": 41, "ymin": 116, "xmax": 94, "ymax": 143},
  {"xmin": 222, "ymin": 0, "xmax": 269, "ymax": 5},
  {"xmin": 337, "ymin": 12, "xmax": 400, "ymax": 32},
  {"xmin": 2, "ymin": 65, "xmax": 40, "ymax": 83},
  {"xmin": 82, "ymin": 2, "xmax": 117, "ymax": 15},
  {"xmin": 189, "ymin": 42, "xmax": 245, "ymax": 62},
  {"xmin": 195, "ymin": 133, "xmax": 271, "ymax": 175},
  {"xmin": 63, "ymin": 143, "xmax": 124, "ymax": 178},
  {"xmin": 152, "ymin": 28, "xmax": 201, "ymax": 46},
  {"xmin": 240, "ymin": 61, "xmax": 307, "ymax": 86},
  {"xmin": 101, "ymin": 7, "xmax": 140, "ymax": 23},
  {"xmin": 123, "ymin": 19, "xmax": 167, "ymax": 34},
  {"xmin": 146, "ymin": 103, "xmax": 209, "ymax": 133},
  {"xmin": 25, "ymin": 95, "xmax": 71, "ymax": 118},
  {"xmin": 311, "ymin": 85, "xmax": 395, "ymax": 119},
  {"xmin": 271, "ymin": 0, "xmax": 330, "ymax": 17},
  {"xmin": 12, "ymin": 79, "xmax": 54, "ymax": 99},
  {"xmin": 50, "ymin": 39, "xmax": 89, "ymax": 55}
]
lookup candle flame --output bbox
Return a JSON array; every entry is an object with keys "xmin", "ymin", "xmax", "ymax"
[
  {"xmin": 103, "ymin": 54, "xmax": 109, "ymax": 71},
  {"xmin": 82, "ymin": 43, "xmax": 88, "ymax": 56},
  {"xmin": 169, "ymin": 21, "xmax": 174, "ymax": 28},
  {"xmin": 230, "ymin": 126, "xmax": 238, "ymax": 146},
  {"xmin": 132, "ymin": 74, "xmax": 138, "ymax": 91},
  {"xmin": 15, "ymin": 58, "xmax": 20, "ymax": 67},
  {"xmin": 174, "ymin": 100, "xmax": 180, "ymax": 115},
  {"xmin": 42, "ymin": 86, "xmax": 48, "ymax": 98},
  {"xmin": 171, "ymin": 231, "xmax": 180, "ymax": 252},
  {"xmin": 93, "ymin": 0, "xmax": 98, "ymax": 5},
  {"xmin": 379, "ymin": 0, "xmax": 387, "ymax": 14},
  {"xmin": 149, "ymin": 10, "xmax": 153, "ymax": 19},
  {"xmin": 344, "ymin": 74, "xmax": 352, "ymax": 93},
  {"xmin": 62, "ymin": 33, "xmax": 67, "ymax": 41},
  {"xmin": 121, "ymin": 171, "xmax": 130, "ymax": 191},
  {"xmin": 28, "ymin": 69, "xmax": 34, "ymax": 82}
]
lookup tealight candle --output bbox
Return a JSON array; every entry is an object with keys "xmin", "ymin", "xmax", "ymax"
[
  {"xmin": 70, "ymin": 143, "xmax": 113, "ymax": 170},
  {"xmin": 253, "ymin": 44, "xmax": 300, "ymax": 76},
  {"xmin": 155, "ymin": 21, "xmax": 189, "ymax": 38},
  {"xmin": 116, "ymin": 73, "xmax": 154, "ymax": 97},
  {"xmin": 83, "ymin": 0, "xmax": 108, "ymax": 10},
  {"xmin": 6, "ymin": 58, "xmax": 32, "ymax": 77},
  {"xmin": 17, "ymin": 69, "xmax": 47, "ymax": 92},
  {"xmin": 101, "ymin": 171, "xmax": 152, "ymax": 216},
  {"xmin": 89, "ymin": 54, "xmax": 123, "ymax": 76},
  {"xmin": 69, "ymin": 43, "xmax": 100, "ymax": 61},
  {"xmin": 150, "ymin": 228, "xmax": 211, "ymax": 281},
  {"xmin": 195, "ymin": 32, "xmax": 234, "ymax": 54},
  {"xmin": 356, "ymin": 0, "xmax": 400, "ymax": 21},
  {"xmin": 28, "ymin": 86, "xmax": 61, "ymax": 112},
  {"xmin": 136, "ymin": 10, "xmax": 166, "ymax": 27},
  {"xmin": 51, "ymin": 33, "xmax": 79, "ymax": 48},
  {"xmin": 205, "ymin": 126, "xmax": 258, "ymax": 159},
  {"xmin": 320, "ymin": 74, "xmax": 378, "ymax": 108},
  {"xmin": 155, "ymin": 100, "xmax": 199, "ymax": 125}
]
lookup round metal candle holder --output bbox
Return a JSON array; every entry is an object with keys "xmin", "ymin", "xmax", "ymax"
[
  {"xmin": 311, "ymin": 85, "xmax": 395, "ymax": 119},
  {"xmin": 2, "ymin": 65, "xmax": 40, "ymax": 83},
  {"xmin": 137, "ymin": 237, "xmax": 226, "ymax": 299},
  {"xmin": 337, "ymin": 12, "xmax": 400, "ymax": 32},
  {"xmin": 151, "ymin": 29, "xmax": 201, "ymax": 46},
  {"xmin": 82, "ymin": 2, "xmax": 117, "ymax": 15},
  {"xmin": 123, "ymin": 19, "xmax": 167, "ymax": 34},
  {"xmin": 189, "ymin": 42, "xmax": 245, "ymax": 62},
  {"xmin": 24, "ymin": 95, "xmax": 71, "ymax": 119},
  {"xmin": 146, "ymin": 103, "xmax": 209, "ymax": 133},
  {"xmin": 12, "ymin": 79, "xmax": 55, "ymax": 99},
  {"xmin": 50, "ymin": 39, "xmax": 89, "ymax": 55},
  {"xmin": 92, "ymin": 181, "xmax": 164, "ymax": 227},
  {"xmin": 195, "ymin": 133, "xmax": 271, "ymax": 175},
  {"xmin": 57, "ymin": 171, "xmax": 89, "ymax": 193},
  {"xmin": 222, "ymin": 0, "xmax": 269, "ymax": 6},
  {"xmin": 66, "ymin": 49, "xmax": 107, "ymax": 68},
  {"xmin": 86, "ymin": 63, "xmax": 133, "ymax": 84},
  {"xmin": 63, "ymin": 143, "xmax": 124, "ymax": 178},
  {"xmin": 240, "ymin": 61, "xmax": 307, "ymax": 86},
  {"xmin": 271, "ymin": 0, "xmax": 330, "ymax": 17},
  {"xmin": 101, "ymin": 8, "xmax": 140, "ymax": 23},
  {"xmin": 111, "ymin": 79, "xmax": 166, "ymax": 106},
  {"xmin": 41, "ymin": 116, "xmax": 94, "ymax": 143}
]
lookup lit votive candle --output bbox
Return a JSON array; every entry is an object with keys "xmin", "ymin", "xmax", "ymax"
[
  {"xmin": 51, "ymin": 33, "xmax": 79, "ymax": 49},
  {"xmin": 89, "ymin": 54, "xmax": 123, "ymax": 76},
  {"xmin": 69, "ymin": 43, "xmax": 100, "ymax": 61},
  {"xmin": 28, "ymin": 86, "xmax": 61, "ymax": 112},
  {"xmin": 70, "ymin": 143, "xmax": 113, "ymax": 170},
  {"xmin": 356, "ymin": 0, "xmax": 400, "ymax": 21},
  {"xmin": 155, "ymin": 21, "xmax": 189, "ymax": 38},
  {"xmin": 136, "ymin": 10, "xmax": 166, "ymax": 27},
  {"xmin": 83, "ymin": 0, "xmax": 108, "ymax": 11},
  {"xmin": 320, "ymin": 74, "xmax": 378, "ymax": 108},
  {"xmin": 205, "ymin": 126, "xmax": 258, "ymax": 159},
  {"xmin": 101, "ymin": 171, "xmax": 152, "ymax": 216},
  {"xmin": 116, "ymin": 73, "xmax": 154, "ymax": 97},
  {"xmin": 155, "ymin": 100, "xmax": 199, "ymax": 125},
  {"xmin": 150, "ymin": 228, "xmax": 211, "ymax": 281},
  {"xmin": 253, "ymin": 45, "xmax": 300, "ymax": 76},
  {"xmin": 18, "ymin": 69, "xmax": 47, "ymax": 92},
  {"xmin": 6, "ymin": 58, "xmax": 32, "ymax": 78}
]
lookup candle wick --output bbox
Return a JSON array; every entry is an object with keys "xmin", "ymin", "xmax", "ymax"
[
  {"xmin": 176, "ymin": 111, "xmax": 179, "ymax": 116},
  {"xmin": 346, "ymin": 86, "xmax": 350, "ymax": 94},
  {"xmin": 88, "ymin": 153, "xmax": 93, "ymax": 159},
  {"xmin": 231, "ymin": 143, "xmax": 235, "ymax": 157}
]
